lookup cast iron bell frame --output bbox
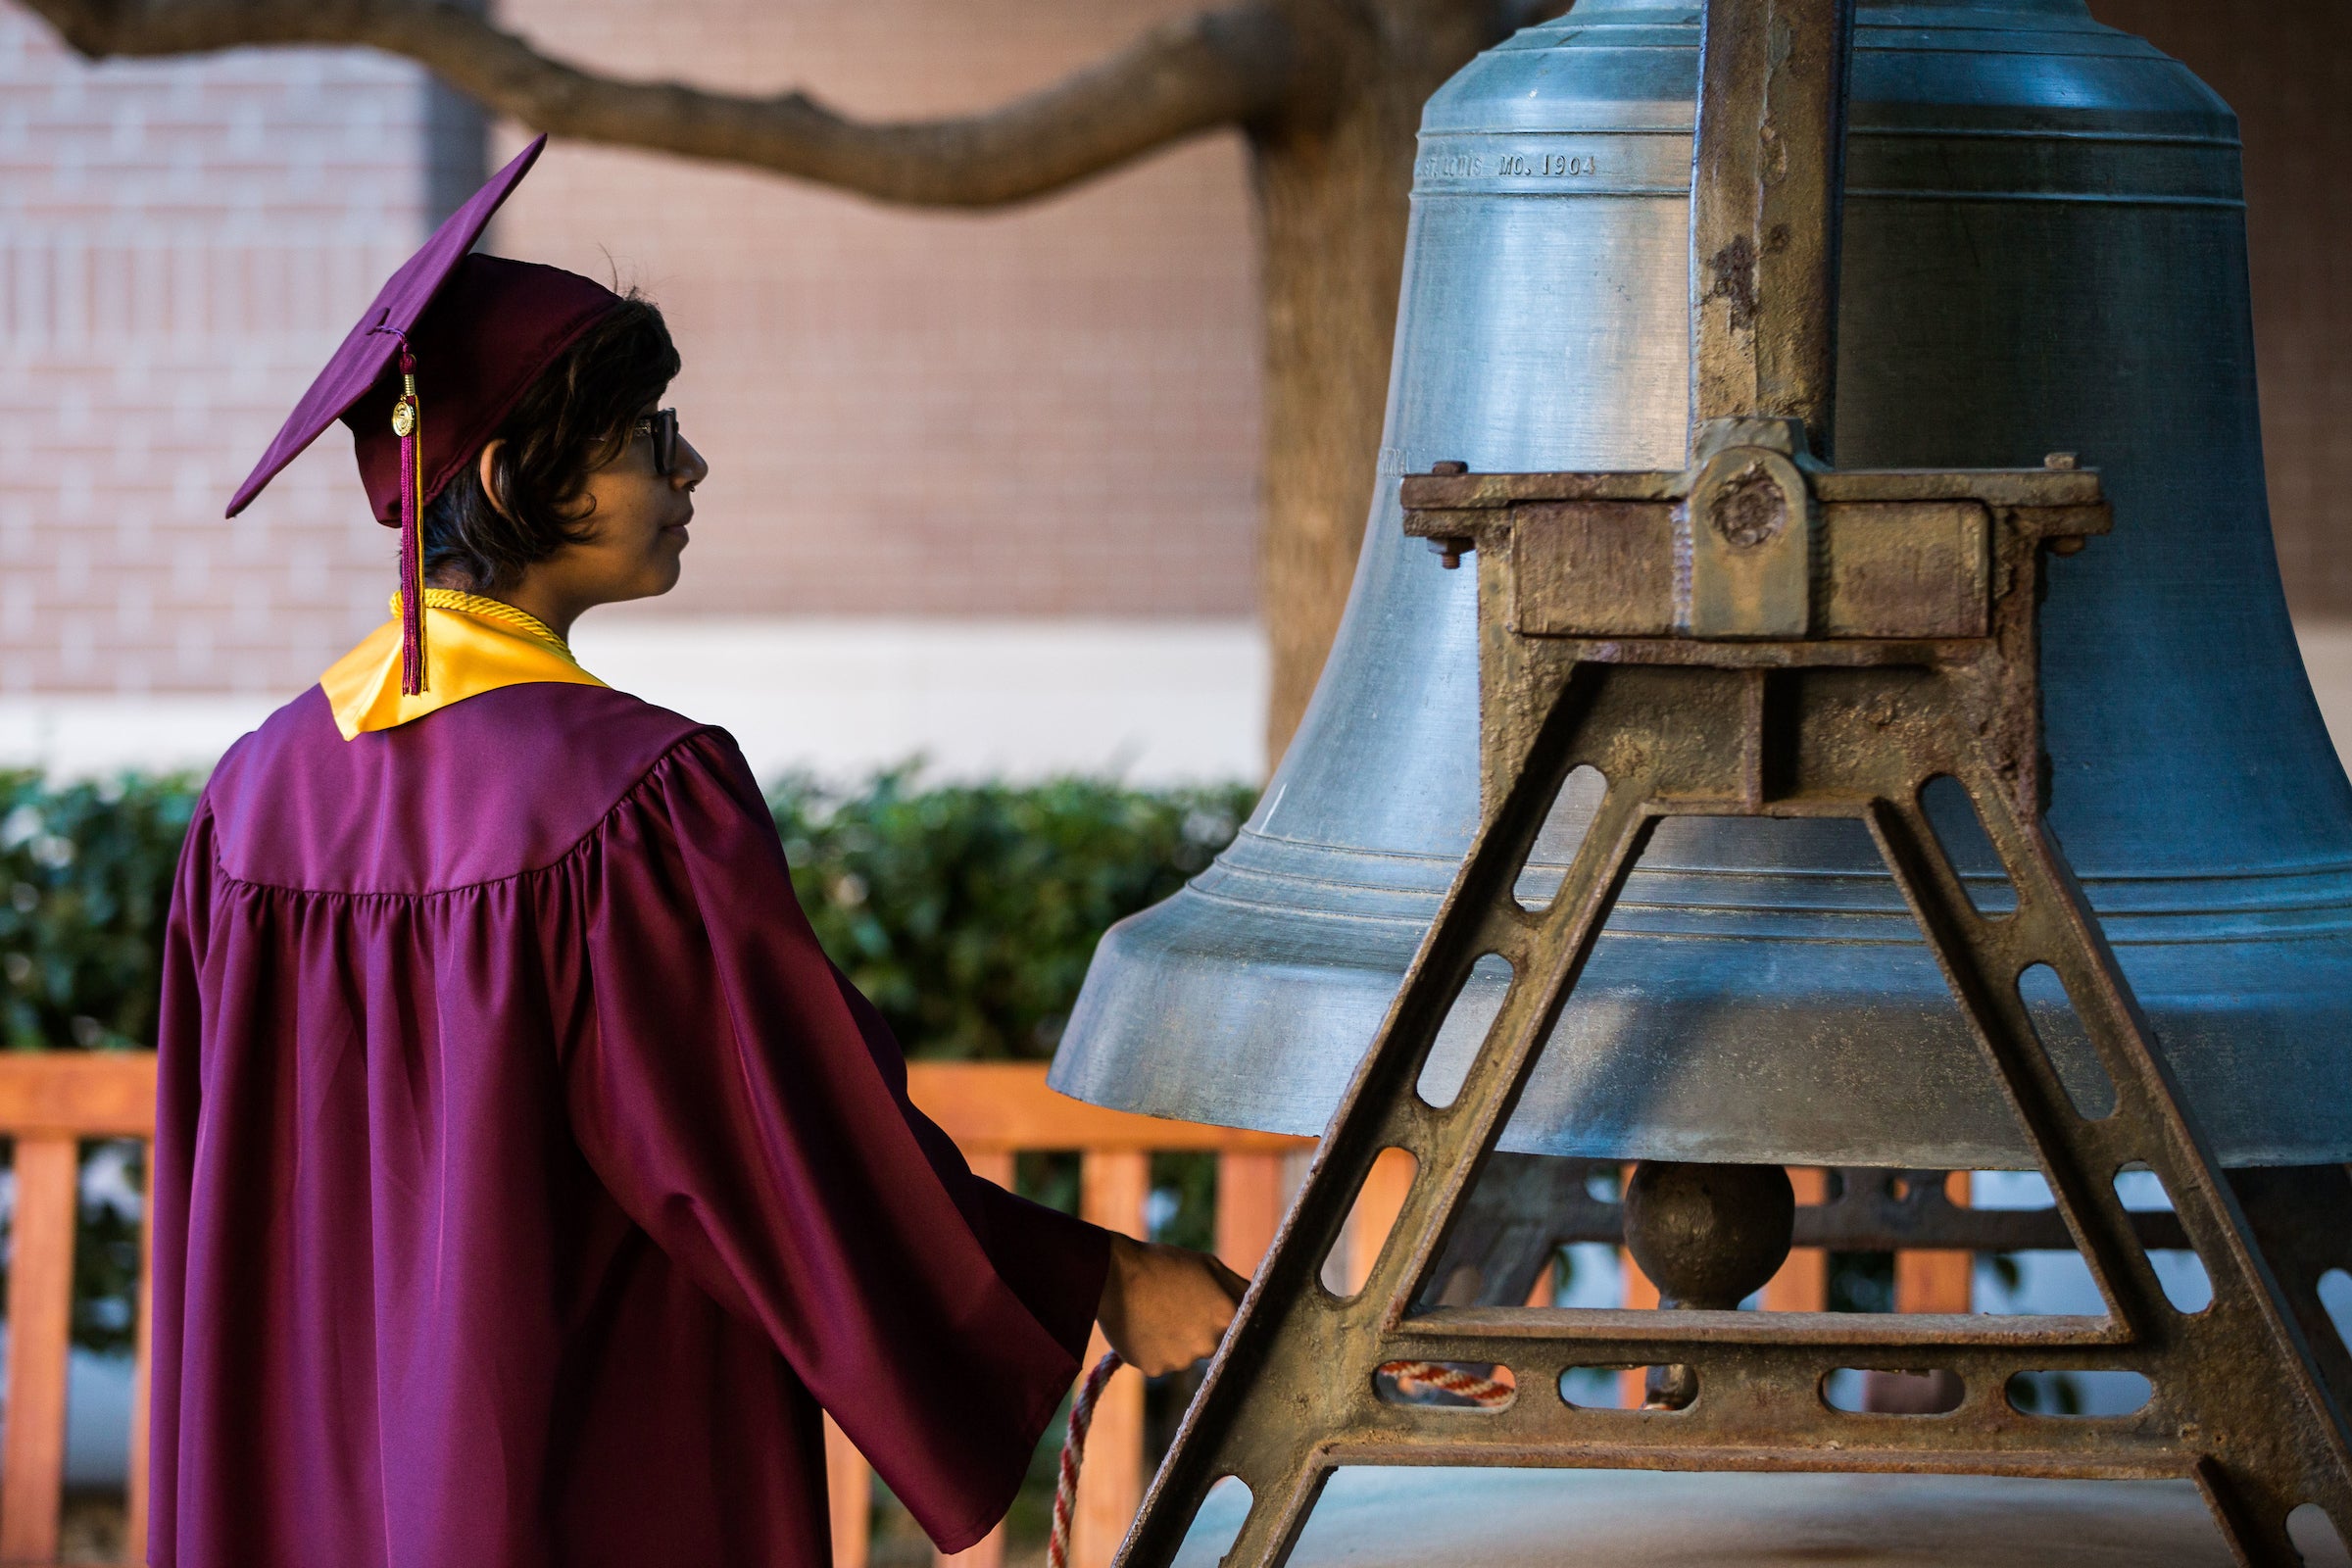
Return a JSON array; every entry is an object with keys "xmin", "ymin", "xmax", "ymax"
[{"xmin": 1108, "ymin": 1, "xmax": 2352, "ymax": 1563}]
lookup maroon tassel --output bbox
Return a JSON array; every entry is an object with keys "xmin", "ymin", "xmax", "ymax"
[{"xmin": 394, "ymin": 347, "xmax": 426, "ymax": 696}]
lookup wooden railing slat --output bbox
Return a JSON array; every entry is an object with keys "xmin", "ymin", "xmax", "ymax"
[
  {"xmin": 824, "ymin": 1413, "xmax": 869, "ymax": 1568},
  {"xmin": 1072, "ymin": 1152, "xmax": 1150, "ymax": 1568},
  {"xmin": 936, "ymin": 1523, "xmax": 1008, "ymax": 1568},
  {"xmin": 1214, "ymin": 1152, "xmax": 1287, "ymax": 1277},
  {"xmin": 1763, "ymin": 1167, "xmax": 1831, "ymax": 1311},
  {"xmin": 1896, "ymin": 1171, "xmax": 1975, "ymax": 1313},
  {"xmin": 906, "ymin": 1064, "xmax": 1307, "ymax": 1154},
  {"xmin": 932, "ymin": 1152, "xmax": 1014, "ymax": 1568},
  {"xmin": 0, "ymin": 1055, "xmax": 154, "ymax": 1139},
  {"xmin": 2, "ymin": 1136, "xmax": 77, "ymax": 1563},
  {"xmin": 0, "ymin": 1054, "xmax": 1324, "ymax": 1568},
  {"xmin": 126, "ymin": 1166, "xmax": 154, "ymax": 1565}
]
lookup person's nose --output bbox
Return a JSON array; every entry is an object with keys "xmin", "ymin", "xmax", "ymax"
[{"xmin": 673, "ymin": 436, "xmax": 710, "ymax": 491}]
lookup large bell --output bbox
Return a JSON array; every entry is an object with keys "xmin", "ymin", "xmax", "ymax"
[{"xmin": 1051, "ymin": 0, "xmax": 2352, "ymax": 1169}]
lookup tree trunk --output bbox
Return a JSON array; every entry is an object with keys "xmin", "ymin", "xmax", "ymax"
[{"xmin": 1248, "ymin": 1, "xmax": 1504, "ymax": 766}]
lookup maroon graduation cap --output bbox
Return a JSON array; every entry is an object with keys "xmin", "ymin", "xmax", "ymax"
[{"xmin": 228, "ymin": 134, "xmax": 624, "ymax": 695}]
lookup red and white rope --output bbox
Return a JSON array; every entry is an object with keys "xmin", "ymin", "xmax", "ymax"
[
  {"xmin": 1380, "ymin": 1359, "xmax": 1514, "ymax": 1407},
  {"xmin": 1047, "ymin": 1349, "xmax": 1125, "ymax": 1568}
]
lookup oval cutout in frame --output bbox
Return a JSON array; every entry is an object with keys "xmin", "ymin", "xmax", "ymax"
[
  {"xmin": 1416, "ymin": 953, "xmax": 1515, "ymax": 1108},
  {"xmin": 2005, "ymin": 1369, "xmax": 2152, "ymax": 1417},
  {"xmin": 2320, "ymin": 1268, "xmax": 2352, "ymax": 1357},
  {"xmin": 2019, "ymin": 962, "xmax": 2118, "ymax": 1120},
  {"xmin": 1920, "ymin": 773, "xmax": 2017, "ymax": 917},
  {"xmin": 1321, "ymin": 1148, "xmax": 1419, "ymax": 1299},
  {"xmin": 2114, "ymin": 1166, "xmax": 2213, "ymax": 1315},
  {"xmin": 1514, "ymin": 765, "xmax": 1608, "ymax": 911},
  {"xmin": 1822, "ymin": 1368, "xmax": 1965, "ymax": 1415},
  {"xmin": 2289, "ymin": 1503, "xmax": 2352, "ymax": 1568},
  {"xmin": 1376, "ymin": 1360, "xmax": 1517, "ymax": 1410}
]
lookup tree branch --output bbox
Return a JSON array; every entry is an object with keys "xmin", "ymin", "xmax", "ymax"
[{"xmin": 24, "ymin": 0, "xmax": 1296, "ymax": 207}]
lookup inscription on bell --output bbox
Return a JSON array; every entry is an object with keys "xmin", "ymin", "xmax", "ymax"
[
  {"xmin": 1413, "ymin": 142, "xmax": 1620, "ymax": 185},
  {"xmin": 1494, "ymin": 152, "xmax": 1597, "ymax": 177},
  {"xmin": 1417, "ymin": 152, "xmax": 1602, "ymax": 179}
]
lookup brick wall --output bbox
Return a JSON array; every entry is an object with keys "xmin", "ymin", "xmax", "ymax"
[
  {"xmin": 0, "ymin": 0, "xmax": 1259, "ymax": 697},
  {"xmin": 483, "ymin": 0, "xmax": 1260, "ymax": 622},
  {"xmin": 0, "ymin": 10, "xmax": 455, "ymax": 694}
]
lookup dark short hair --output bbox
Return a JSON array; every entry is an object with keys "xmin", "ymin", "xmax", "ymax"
[{"xmin": 421, "ymin": 294, "xmax": 680, "ymax": 593}]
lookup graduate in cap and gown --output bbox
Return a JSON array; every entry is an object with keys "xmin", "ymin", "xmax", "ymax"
[{"xmin": 148, "ymin": 138, "xmax": 1246, "ymax": 1568}]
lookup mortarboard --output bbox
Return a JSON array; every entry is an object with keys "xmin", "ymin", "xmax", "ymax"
[{"xmin": 227, "ymin": 135, "xmax": 625, "ymax": 695}]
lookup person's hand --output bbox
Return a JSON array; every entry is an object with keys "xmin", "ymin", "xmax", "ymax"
[{"xmin": 1096, "ymin": 1235, "xmax": 1249, "ymax": 1376}]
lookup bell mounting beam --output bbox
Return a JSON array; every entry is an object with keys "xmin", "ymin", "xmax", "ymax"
[
  {"xmin": 1690, "ymin": 0, "xmax": 1856, "ymax": 458},
  {"xmin": 1106, "ymin": 1, "xmax": 2352, "ymax": 1565}
]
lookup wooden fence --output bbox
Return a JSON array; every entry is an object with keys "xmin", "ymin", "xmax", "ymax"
[
  {"xmin": 0, "ymin": 1054, "xmax": 1967, "ymax": 1568},
  {"xmin": 870, "ymin": 1064, "xmax": 1311, "ymax": 1568},
  {"xmin": 0, "ymin": 1054, "xmax": 1317, "ymax": 1568},
  {"xmin": 0, "ymin": 1053, "xmax": 161, "ymax": 1568}
]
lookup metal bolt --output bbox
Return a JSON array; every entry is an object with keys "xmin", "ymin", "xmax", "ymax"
[
  {"xmin": 2043, "ymin": 452, "xmax": 2079, "ymax": 470},
  {"xmin": 1710, "ymin": 462, "xmax": 1786, "ymax": 549},
  {"xmin": 1431, "ymin": 460, "xmax": 1469, "ymax": 476}
]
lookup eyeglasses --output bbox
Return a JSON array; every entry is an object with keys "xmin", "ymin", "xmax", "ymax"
[{"xmin": 631, "ymin": 409, "xmax": 681, "ymax": 475}]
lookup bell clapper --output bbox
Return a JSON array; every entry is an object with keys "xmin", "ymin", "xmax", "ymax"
[{"xmin": 1622, "ymin": 1161, "xmax": 1796, "ymax": 1409}]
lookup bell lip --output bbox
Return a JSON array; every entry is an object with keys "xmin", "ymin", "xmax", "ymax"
[{"xmin": 1049, "ymin": 878, "xmax": 2352, "ymax": 1169}]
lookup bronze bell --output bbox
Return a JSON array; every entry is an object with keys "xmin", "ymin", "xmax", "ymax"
[
  {"xmin": 1051, "ymin": 0, "xmax": 2352, "ymax": 1173},
  {"xmin": 1063, "ymin": 2, "xmax": 2352, "ymax": 1561}
]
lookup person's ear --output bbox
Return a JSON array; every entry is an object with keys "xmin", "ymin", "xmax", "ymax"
[{"xmin": 475, "ymin": 439, "xmax": 513, "ymax": 519}]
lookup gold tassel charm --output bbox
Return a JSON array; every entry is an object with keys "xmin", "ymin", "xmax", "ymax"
[{"xmin": 393, "ymin": 355, "xmax": 426, "ymax": 695}]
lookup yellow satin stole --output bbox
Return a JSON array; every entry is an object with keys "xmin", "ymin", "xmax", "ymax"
[{"xmin": 321, "ymin": 588, "xmax": 607, "ymax": 740}]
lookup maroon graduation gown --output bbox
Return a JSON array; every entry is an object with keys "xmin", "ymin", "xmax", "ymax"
[{"xmin": 149, "ymin": 681, "xmax": 1111, "ymax": 1568}]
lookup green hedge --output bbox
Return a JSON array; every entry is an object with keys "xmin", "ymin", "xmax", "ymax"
[
  {"xmin": 773, "ymin": 771, "xmax": 1252, "ymax": 1061},
  {"xmin": 0, "ymin": 771, "xmax": 204, "ymax": 1353},
  {"xmin": 0, "ymin": 772, "xmax": 200, "ymax": 1057}
]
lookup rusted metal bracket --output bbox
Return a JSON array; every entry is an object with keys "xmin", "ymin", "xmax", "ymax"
[
  {"xmin": 1107, "ymin": 0, "xmax": 2352, "ymax": 1562},
  {"xmin": 1111, "ymin": 449, "xmax": 2352, "ymax": 1568},
  {"xmin": 1406, "ymin": 427, "xmax": 2100, "ymax": 862}
]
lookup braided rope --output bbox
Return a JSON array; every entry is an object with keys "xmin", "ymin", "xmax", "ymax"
[
  {"xmin": 1380, "ymin": 1359, "xmax": 1514, "ymax": 1407},
  {"xmin": 1047, "ymin": 1350, "xmax": 1125, "ymax": 1568}
]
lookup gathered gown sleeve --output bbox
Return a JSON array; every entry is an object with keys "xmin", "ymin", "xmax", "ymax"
[
  {"xmin": 146, "ymin": 794, "xmax": 220, "ymax": 1568},
  {"xmin": 562, "ymin": 730, "xmax": 1112, "ymax": 1552}
]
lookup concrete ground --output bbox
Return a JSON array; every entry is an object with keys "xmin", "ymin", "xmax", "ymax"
[{"xmin": 1171, "ymin": 1468, "xmax": 2246, "ymax": 1568}]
